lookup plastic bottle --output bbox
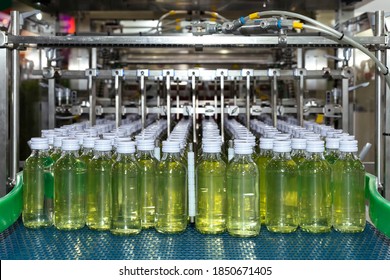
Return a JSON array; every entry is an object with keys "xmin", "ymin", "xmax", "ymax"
[
  {"xmin": 111, "ymin": 141, "xmax": 141, "ymax": 235},
  {"xmin": 325, "ymin": 137, "xmax": 340, "ymax": 164},
  {"xmin": 23, "ymin": 137, "xmax": 54, "ymax": 228},
  {"xmin": 54, "ymin": 139, "xmax": 87, "ymax": 230},
  {"xmin": 255, "ymin": 137, "xmax": 274, "ymax": 225},
  {"xmin": 266, "ymin": 140, "xmax": 298, "ymax": 233},
  {"xmin": 86, "ymin": 139, "xmax": 113, "ymax": 230},
  {"xmin": 291, "ymin": 138, "xmax": 307, "ymax": 166},
  {"xmin": 155, "ymin": 141, "xmax": 188, "ymax": 234},
  {"xmin": 226, "ymin": 141, "xmax": 260, "ymax": 237},
  {"xmin": 80, "ymin": 137, "xmax": 99, "ymax": 165},
  {"xmin": 332, "ymin": 140, "xmax": 366, "ymax": 233},
  {"xmin": 196, "ymin": 141, "xmax": 227, "ymax": 234},
  {"xmin": 298, "ymin": 140, "xmax": 331, "ymax": 233},
  {"xmin": 136, "ymin": 138, "xmax": 158, "ymax": 229}
]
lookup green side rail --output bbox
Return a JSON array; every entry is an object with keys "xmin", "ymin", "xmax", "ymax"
[
  {"xmin": 0, "ymin": 173, "xmax": 389, "ymax": 238},
  {"xmin": 366, "ymin": 173, "xmax": 390, "ymax": 238},
  {"xmin": 0, "ymin": 173, "xmax": 22, "ymax": 233}
]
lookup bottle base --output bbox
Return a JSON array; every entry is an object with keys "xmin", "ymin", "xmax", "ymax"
[
  {"xmin": 155, "ymin": 226, "xmax": 187, "ymax": 234},
  {"xmin": 266, "ymin": 225, "xmax": 297, "ymax": 233},
  {"xmin": 196, "ymin": 227, "xmax": 225, "ymax": 235},
  {"xmin": 333, "ymin": 225, "xmax": 365, "ymax": 233},
  {"xmin": 300, "ymin": 225, "xmax": 331, "ymax": 233},
  {"xmin": 110, "ymin": 228, "xmax": 141, "ymax": 235},
  {"xmin": 227, "ymin": 230, "xmax": 260, "ymax": 237},
  {"xmin": 55, "ymin": 224, "xmax": 85, "ymax": 230}
]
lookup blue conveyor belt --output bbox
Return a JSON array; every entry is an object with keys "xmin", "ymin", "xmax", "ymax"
[{"xmin": 1, "ymin": 219, "xmax": 389, "ymax": 260}]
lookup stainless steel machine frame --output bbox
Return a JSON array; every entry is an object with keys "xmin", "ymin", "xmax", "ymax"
[{"xmin": 0, "ymin": 11, "xmax": 389, "ymax": 201}]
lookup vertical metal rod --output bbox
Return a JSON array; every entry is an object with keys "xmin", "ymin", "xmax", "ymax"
[
  {"xmin": 385, "ymin": 48, "xmax": 390, "ymax": 200},
  {"xmin": 253, "ymin": 78, "xmax": 257, "ymax": 104},
  {"xmin": 48, "ymin": 78, "xmax": 56, "ymax": 129},
  {"xmin": 115, "ymin": 77, "xmax": 122, "ymax": 128},
  {"xmin": 89, "ymin": 77, "xmax": 96, "ymax": 126},
  {"xmin": 375, "ymin": 10, "xmax": 385, "ymax": 186},
  {"xmin": 296, "ymin": 75, "xmax": 304, "ymax": 127},
  {"xmin": 214, "ymin": 82, "xmax": 218, "ymax": 120},
  {"xmin": 271, "ymin": 75, "xmax": 278, "ymax": 127},
  {"xmin": 10, "ymin": 11, "xmax": 20, "ymax": 184},
  {"xmin": 176, "ymin": 81, "xmax": 180, "ymax": 120},
  {"xmin": 220, "ymin": 76, "xmax": 225, "ymax": 142},
  {"xmin": 246, "ymin": 75, "xmax": 251, "ymax": 129},
  {"xmin": 140, "ymin": 75, "xmax": 146, "ymax": 130},
  {"xmin": 157, "ymin": 81, "xmax": 161, "ymax": 120},
  {"xmin": 0, "ymin": 48, "xmax": 9, "ymax": 196},
  {"xmin": 166, "ymin": 75, "xmax": 171, "ymax": 137},
  {"xmin": 192, "ymin": 76, "xmax": 197, "ymax": 143},
  {"xmin": 341, "ymin": 78, "xmax": 349, "ymax": 132}
]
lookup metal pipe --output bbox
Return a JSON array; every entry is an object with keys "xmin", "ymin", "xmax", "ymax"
[
  {"xmin": 115, "ymin": 77, "xmax": 122, "ymax": 128},
  {"xmin": 214, "ymin": 82, "xmax": 218, "ymax": 120},
  {"xmin": 0, "ymin": 48, "xmax": 9, "ymax": 196},
  {"xmin": 48, "ymin": 79, "xmax": 56, "ymax": 129},
  {"xmin": 176, "ymin": 81, "xmax": 180, "ymax": 120},
  {"xmin": 191, "ymin": 75, "xmax": 197, "ymax": 144},
  {"xmin": 246, "ymin": 75, "xmax": 250, "ymax": 129},
  {"xmin": 375, "ymin": 10, "xmax": 385, "ymax": 186},
  {"xmin": 296, "ymin": 75, "xmax": 304, "ymax": 127},
  {"xmin": 89, "ymin": 77, "xmax": 96, "ymax": 126},
  {"xmin": 166, "ymin": 75, "xmax": 171, "ymax": 137},
  {"xmin": 385, "ymin": 47, "xmax": 390, "ymax": 200},
  {"xmin": 271, "ymin": 74, "xmax": 278, "ymax": 127},
  {"xmin": 342, "ymin": 78, "xmax": 349, "ymax": 132},
  {"xmin": 220, "ymin": 76, "xmax": 225, "ymax": 142},
  {"xmin": 10, "ymin": 11, "xmax": 20, "ymax": 185},
  {"xmin": 140, "ymin": 74, "xmax": 146, "ymax": 130}
]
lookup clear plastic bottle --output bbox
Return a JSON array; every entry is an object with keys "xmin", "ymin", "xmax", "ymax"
[
  {"xmin": 291, "ymin": 138, "xmax": 307, "ymax": 166},
  {"xmin": 298, "ymin": 140, "xmax": 331, "ymax": 233},
  {"xmin": 226, "ymin": 141, "xmax": 260, "ymax": 237},
  {"xmin": 266, "ymin": 140, "xmax": 298, "ymax": 233},
  {"xmin": 255, "ymin": 137, "xmax": 274, "ymax": 225},
  {"xmin": 54, "ymin": 139, "xmax": 87, "ymax": 230},
  {"xmin": 86, "ymin": 139, "xmax": 113, "ymax": 230},
  {"xmin": 332, "ymin": 140, "xmax": 366, "ymax": 233},
  {"xmin": 155, "ymin": 141, "xmax": 188, "ymax": 234},
  {"xmin": 136, "ymin": 138, "xmax": 158, "ymax": 229},
  {"xmin": 23, "ymin": 137, "xmax": 54, "ymax": 228},
  {"xmin": 325, "ymin": 137, "xmax": 341, "ymax": 164},
  {"xmin": 196, "ymin": 141, "xmax": 226, "ymax": 234},
  {"xmin": 111, "ymin": 141, "xmax": 141, "ymax": 235},
  {"xmin": 80, "ymin": 137, "xmax": 99, "ymax": 165}
]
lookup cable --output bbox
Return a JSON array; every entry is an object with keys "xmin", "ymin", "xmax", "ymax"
[{"xmin": 240, "ymin": 10, "xmax": 390, "ymax": 88}]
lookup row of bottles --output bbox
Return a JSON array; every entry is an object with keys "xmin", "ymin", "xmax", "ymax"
[{"xmin": 23, "ymin": 116, "xmax": 366, "ymax": 237}]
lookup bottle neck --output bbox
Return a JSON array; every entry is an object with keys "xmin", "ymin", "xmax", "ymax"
[
  {"xmin": 116, "ymin": 152, "xmax": 136, "ymax": 161},
  {"xmin": 339, "ymin": 151, "xmax": 358, "ymax": 160},
  {"xmin": 273, "ymin": 151, "xmax": 292, "ymax": 160},
  {"xmin": 137, "ymin": 149, "xmax": 154, "ymax": 158},
  {"xmin": 202, "ymin": 152, "xmax": 222, "ymax": 161},
  {"xmin": 62, "ymin": 150, "xmax": 80, "ymax": 158},
  {"xmin": 32, "ymin": 149, "xmax": 50, "ymax": 157},
  {"xmin": 162, "ymin": 151, "xmax": 182, "ymax": 161},
  {"xmin": 306, "ymin": 151, "xmax": 325, "ymax": 160},
  {"xmin": 259, "ymin": 148, "xmax": 273, "ymax": 157},
  {"xmin": 325, "ymin": 148, "xmax": 339, "ymax": 153},
  {"xmin": 94, "ymin": 150, "xmax": 112, "ymax": 158},
  {"xmin": 82, "ymin": 147, "xmax": 94, "ymax": 154},
  {"xmin": 233, "ymin": 153, "xmax": 253, "ymax": 161}
]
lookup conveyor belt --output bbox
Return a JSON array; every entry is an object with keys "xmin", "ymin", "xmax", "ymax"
[{"xmin": 1, "ymin": 219, "xmax": 389, "ymax": 260}]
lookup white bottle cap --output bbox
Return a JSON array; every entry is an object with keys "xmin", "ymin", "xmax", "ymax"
[
  {"xmin": 326, "ymin": 137, "xmax": 341, "ymax": 149},
  {"xmin": 94, "ymin": 139, "xmax": 112, "ymax": 152},
  {"xmin": 321, "ymin": 126, "xmax": 332, "ymax": 137},
  {"xmin": 259, "ymin": 137, "xmax": 274, "ymax": 150},
  {"xmin": 30, "ymin": 137, "xmax": 49, "ymax": 150},
  {"xmin": 62, "ymin": 138, "xmax": 80, "ymax": 151},
  {"xmin": 338, "ymin": 135, "xmax": 355, "ymax": 141},
  {"xmin": 306, "ymin": 140, "xmax": 325, "ymax": 153},
  {"xmin": 117, "ymin": 141, "xmax": 136, "ymax": 154},
  {"xmin": 273, "ymin": 140, "xmax": 292, "ymax": 153},
  {"xmin": 234, "ymin": 141, "xmax": 253, "ymax": 155},
  {"xmin": 136, "ymin": 138, "xmax": 155, "ymax": 151},
  {"xmin": 339, "ymin": 140, "xmax": 358, "ymax": 153},
  {"xmin": 162, "ymin": 141, "xmax": 181, "ymax": 153},
  {"xmin": 114, "ymin": 137, "xmax": 132, "ymax": 147},
  {"xmin": 291, "ymin": 138, "xmax": 307, "ymax": 150},
  {"xmin": 43, "ymin": 131, "xmax": 59, "ymax": 145},
  {"xmin": 75, "ymin": 132, "xmax": 90, "ymax": 145},
  {"xmin": 203, "ymin": 141, "xmax": 222, "ymax": 153},
  {"xmin": 83, "ymin": 137, "xmax": 99, "ymax": 149},
  {"xmin": 54, "ymin": 136, "xmax": 69, "ymax": 148},
  {"xmin": 273, "ymin": 133, "xmax": 291, "ymax": 140}
]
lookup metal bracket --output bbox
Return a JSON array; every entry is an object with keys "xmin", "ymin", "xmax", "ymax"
[
  {"xmin": 188, "ymin": 69, "xmax": 200, "ymax": 90},
  {"xmin": 183, "ymin": 105, "xmax": 193, "ymax": 116},
  {"xmin": 277, "ymin": 105, "xmax": 285, "ymax": 116},
  {"xmin": 204, "ymin": 105, "xmax": 215, "ymax": 116},
  {"xmin": 0, "ymin": 32, "xmax": 8, "ymax": 47},
  {"xmin": 216, "ymin": 69, "xmax": 229, "ymax": 77},
  {"xmin": 95, "ymin": 105, "xmax": 103, "ymax": 116},
  {"xmin": 293, "ymin": 68, "xmax": 307, "ymax": 78},
  {"xmin": 278, "ymin": 34, "xmax": 288, "ymax": 47},
  {"xmin": 42, "ymin": 67, "xmax": 62, "ymax": 79},
  {"xmin": 251, "ymin": 105, "xmax": 262, "ymax": 116},
  {"xmin": 322, "ymin": 67, "xmax": 332, "ymax": 79},
  {"xmin": 111, "ymin": 69, "xmax": 124, "ymax": 91},
  {"xmin": 71, "ymin": 105, "xmax": 82, "ymax": 116},
  {"xmin": 341, "ymin": 67, "xmax": 353, "ymax": 79},
  {"xmin": 85, "ymin": 68, "xmax": 99, "ymax": 90},
  {"xmin": 227, "ymin": 105, "xmax": 240, "ymax": 116}
]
